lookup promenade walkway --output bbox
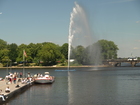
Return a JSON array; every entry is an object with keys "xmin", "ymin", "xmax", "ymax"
[
  {"xmin": 0, "ymin": 79, "xmax": 26, "ymax": 95},
  {"xmin": 0, "ymin": 79, "xmax": 33, "ymax": 103}
]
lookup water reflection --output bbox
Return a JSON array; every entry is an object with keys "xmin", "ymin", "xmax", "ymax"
[
  {"xmin": 121, "ymin": 62, "xmax": 131, "ymax": 66},
  {"xmin": 68, "ymin": 68, "xmax": 140, "ymax": 105},
  {"xmin": 1, "ymin": 68, "xmax": 140, "ymax": 105}
]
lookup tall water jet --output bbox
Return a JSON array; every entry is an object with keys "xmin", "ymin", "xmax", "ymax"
[
  {"xmin": 68, "ymin": 2, "xmax": 101, "ymax": 69},
  {"xmin": 68, "ymin": 3, "xmax": 101, "ymax": 104}
]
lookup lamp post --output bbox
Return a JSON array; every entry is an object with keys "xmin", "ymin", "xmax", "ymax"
[
  {"xmin": 10, "ymin": 60, "xmax": 12, "ymax": 73},
  {"xmin": 6, "ymin": 59, "xmax": 9, "ymax": 75}
]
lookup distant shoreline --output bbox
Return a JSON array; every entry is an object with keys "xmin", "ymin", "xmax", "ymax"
[{"xmin": 0, "ymin": 65, "xmax": 110, "ymax": 69}]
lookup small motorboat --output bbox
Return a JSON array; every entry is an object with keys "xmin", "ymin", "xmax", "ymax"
[{"xmin": 34, "ymin": 72, "xmax": 55, "ymax": 84}]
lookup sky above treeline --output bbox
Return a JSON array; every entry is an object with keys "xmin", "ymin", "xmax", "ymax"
[{"xmin": 0, "ymin": 0, "xmax": 140, "ymax": 58}]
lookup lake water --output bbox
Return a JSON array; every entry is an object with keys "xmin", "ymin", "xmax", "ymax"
[{"xmin": 1, "ymin": 67, "xmax": 140, "ymax": 105}]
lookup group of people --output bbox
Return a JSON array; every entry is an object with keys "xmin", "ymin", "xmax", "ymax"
[
  {"xmin": 21, "ymin": 77, "xmax": 33, "ymax": 84},
  {"xmin": 0, "ymin": 86, "xmax": 10, "ymax": 101},
  {"xmin": 0, "ymin": 72, "xmax": 34, "ymax": 102},
  {"xmin": 5, "ymin": 72, "xmax": 23, "ymax": 85},
  {"xmin": 34, "ymin": 72, "xmax": 50, "ymax": 78}
]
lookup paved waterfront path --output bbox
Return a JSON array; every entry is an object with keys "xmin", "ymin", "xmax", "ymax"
[
  {"xmin": 0, "ymin": 79, "xmax": 33, "ymax": 103},
  {"xmin": 0, "ymin": 79, "xmax": 27, "ymax": 95}
]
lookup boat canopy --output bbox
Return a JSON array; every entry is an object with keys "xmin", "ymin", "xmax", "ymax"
[{"xmin": 45, "ymin": 72, "xmax": 49, "ymax": 75}]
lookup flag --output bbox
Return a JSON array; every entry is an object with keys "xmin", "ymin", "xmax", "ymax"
[{"xmin": 23, "ymin": 50, "xmax": 27, "ymax": 57}]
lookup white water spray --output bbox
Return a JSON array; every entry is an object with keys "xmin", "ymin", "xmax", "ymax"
[
  {"xmin": 68, "ymin": 2, "xmax": 101, "ymax": 70},
  {"xmin": 69, "ymin": 2, "xmax": 93, "ymax": 47}
]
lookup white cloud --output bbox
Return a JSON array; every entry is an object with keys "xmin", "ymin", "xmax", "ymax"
[
  {"xmin": 136, "ymin": 21, "xmax": 140, "ymax": 23},
  {"xmin": 0, "ymin": 12, "xmax": 2, "ymax": 15}
]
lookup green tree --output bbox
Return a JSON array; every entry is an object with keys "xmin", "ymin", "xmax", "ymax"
[
  {"xmin": 72, "ymin": 43, "xmax": 101, "ymax": 65},
  {"xmin": 0, "ymin": 39, "xmax": 7, "ymax": 50},
  {"xmin": 60, "ymin": 43, "xmax": 68, "ymax": 59},
  {"xmin": 98, "ymin": 39, "xmax": 119, "ymax": 59},
  {"xmin": 72, "ymin": 45, "xmax": 85, "ymax": 65},
  {"xmin": 84, "ymin": 42, "xmax": 101, "ymax": 65},
  {"xmin": 7, "ymin": 43, "xmax": 18, "ymax": 62},
  {"xmin": 27, "ymin": 43, "xmax": 43, "ymax": 64},
  {"xmin": 37, "ymin": 42, "xmax": 63, "ymax": 66},
  {"xmin": 16, "ymin": 44, "xmax": 28, "ymax": 63},
  {"xmin": 0, "ymin": 49, "xmax": 10, "ymax": 66},
  {"xmin": 0, "ymin": 39, "xmax": 9, "ymax": 66}
]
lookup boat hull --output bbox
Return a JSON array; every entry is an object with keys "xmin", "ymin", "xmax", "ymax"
[
  {"xmin": 34, "ymin": 76, "xmax": 55, "ymax": 84},
  {"xmin": 34, "ymin": 79, "xmax": 54, "ymax": 84}
]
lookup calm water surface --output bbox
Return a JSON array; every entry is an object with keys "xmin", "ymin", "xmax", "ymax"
[{"xmin": 1, "ymin": 67, "xmax": 140, "ymax": 105}]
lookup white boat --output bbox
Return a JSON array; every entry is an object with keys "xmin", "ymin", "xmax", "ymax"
[{"xmin": 34, "ymin": 72, "xmax": 55, "ymax": 84}]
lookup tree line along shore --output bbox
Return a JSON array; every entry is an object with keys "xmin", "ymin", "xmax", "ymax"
[
  {"xmin": 0, "ymin": 64, "xmax": 109, "ymax": 69},
  {"xmin": 0, "ymin": 39, "xmax": 118, "ymax": 67}
]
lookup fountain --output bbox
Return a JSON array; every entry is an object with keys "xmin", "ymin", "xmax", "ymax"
[
  {"xmin": 68, "ymin": 3, "xmax": 101, "ymax": 104},
  {"xmin": 68, "ymin": 2, "xmax": 101, "ymax": 70}
]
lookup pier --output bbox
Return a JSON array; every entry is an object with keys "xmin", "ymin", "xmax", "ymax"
[{"xmin": 0, "ymin": 80, "xmax": 33, "ymax": 104}]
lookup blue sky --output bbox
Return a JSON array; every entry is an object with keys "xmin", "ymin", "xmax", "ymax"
[{"xmin": 0, "ymin": 0, "xmax": 140, "ymax": 57}]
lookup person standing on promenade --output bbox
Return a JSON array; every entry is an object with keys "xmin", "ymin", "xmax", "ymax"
[
  {"xmin": 9, "ymin": 75, "xmax": 12, "ymax": 84},
  {"xmin": 5, "ymin": 75, "xmax": 9, "ymax": 85},
  {"xmin": 20, "ymin": 72, "xmax": 22, "ymax": 78},
  {"xmin": 27, "ymin": 72, "xmax": 31, "ymax": 77},
  {"xmin": 13, "ymin": 75, "xmax": 17, "ymax": 84},
  {"xmin": 0, "ymin": 89, "xmax": 6, "ymax": 101}
]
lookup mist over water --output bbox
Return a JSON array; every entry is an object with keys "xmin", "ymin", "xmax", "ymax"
[{"xmin": 68, "ymin": 2, "xmax": 101, "ymax": 66}]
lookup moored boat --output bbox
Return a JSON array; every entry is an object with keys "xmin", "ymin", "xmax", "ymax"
[{"xmin": 34, "ymin": 72, "xmax": 55, "ymax": 84}]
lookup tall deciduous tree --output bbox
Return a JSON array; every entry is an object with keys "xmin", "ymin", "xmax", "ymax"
[
  {"xmin": 0, "ymin": 39, "xmax": 9, "ymax": 66},
  {"xmin": 7, "ymin": 43, "xmax": 18, "ymax": 62},
  {"xmin": 71, "ymin": 45, "xmax": 86, "ymax": 65},
  {"xmin": 98, "ymin": 39, "xmax": 119, "ymax": 59},
  {"xmin": 60, "ymin": 43, "xmax": 68, "ymax": 59},
  {"xmin": 27, "ymin": 43, "xmax": 42, "ymax": 63},
  {"xmin": 37, "ymin": 42, "xmax": 64, "ymax": 66},
  {"xmin": 16, "ymin": 44, "xmax": 28, "ymax": 62},
  {"xmin": 0, "ymin": 39, "xmax": 7, "ymax": 50},
  {"xmin": 0, "ymin": 49, "xmax": 10, "ymax": 67}
]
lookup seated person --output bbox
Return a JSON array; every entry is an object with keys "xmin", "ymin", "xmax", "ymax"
[
  {"xmin": 17, "ymin": 78, "xmax": 21, "ymax": 82},
  {"xmin": 21, "ymin": 78, "xmax": 26, "ymax": 84},
  {"xmin": 0, "ymin": 89, "xmax": 6, "ymax": 101},
  {"xmin": 15, "ymin": 83, "xmax": 20, "ymax": 88},
  {"xmin": 5, "ymin": 86, "xmax": 10, "ymax": 93}
]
